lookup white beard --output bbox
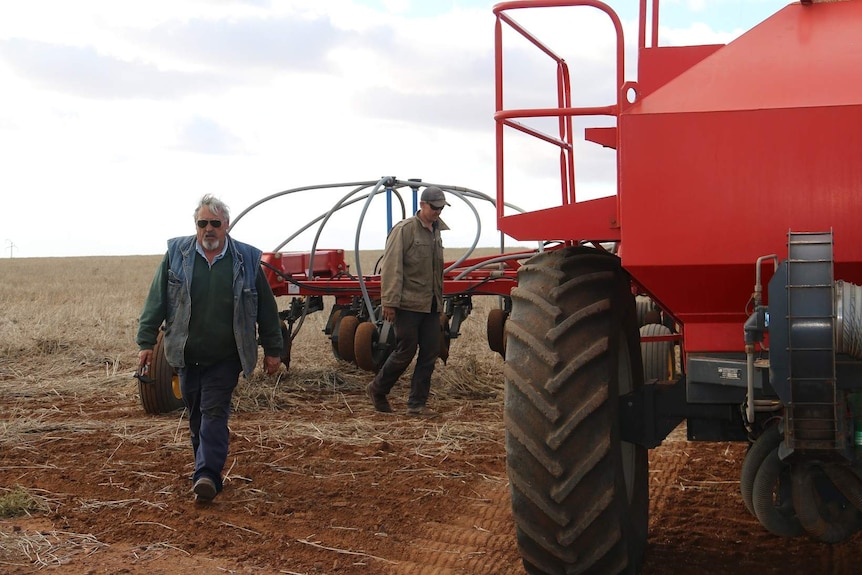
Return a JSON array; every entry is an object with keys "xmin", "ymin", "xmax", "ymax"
[{"xmin": 202, "ymin": 237, "xmax": 220, "ymax": 251}]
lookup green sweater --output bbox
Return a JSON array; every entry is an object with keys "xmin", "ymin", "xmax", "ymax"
[{"xmin": 138, "ymin": 249, "xmax": 282, "ymax": 367}]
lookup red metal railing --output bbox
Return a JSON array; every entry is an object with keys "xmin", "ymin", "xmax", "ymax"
[{"xmin": 493, "ymin": 0, "xmax": 626, "ymax": 233}]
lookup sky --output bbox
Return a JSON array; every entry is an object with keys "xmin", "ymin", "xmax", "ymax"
[{"xmin": 0, "ymin": 0, "xmax": 792, "ymax": 258}]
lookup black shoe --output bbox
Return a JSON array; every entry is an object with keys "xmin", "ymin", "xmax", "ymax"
[
  {"xmin": 406, "ymin": 406, "xmax": 441, "ymax": 418},
  {"xmin": 366, "ymin": 382, "xmax": 392, "ymax": 413},
  {"xmin": 193, "ymin": 476, "xmax": 217, "ymax": 503}
]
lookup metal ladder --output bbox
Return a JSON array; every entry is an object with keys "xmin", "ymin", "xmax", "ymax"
[{"xmin": 784, "ymin": 231, "xmax": 847, "ymax": 454}]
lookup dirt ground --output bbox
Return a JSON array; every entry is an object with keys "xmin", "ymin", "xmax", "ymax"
[{"xmin": 2, "ymin": 369, "xmax": 861, "ymax": 575}]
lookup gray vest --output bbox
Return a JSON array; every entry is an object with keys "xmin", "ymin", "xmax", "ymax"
[{"xmin": 162, "ymin": 235, "xmax": 263, "ymax": 378}]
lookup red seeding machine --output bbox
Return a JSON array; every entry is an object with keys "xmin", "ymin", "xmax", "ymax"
[
  {"xmin": 138, "ymin": 177, "xmax": 533, "ymax": 413},
  {"xmin": 492, "ymin": 0, "xmax": 862, "ymax": 573}
]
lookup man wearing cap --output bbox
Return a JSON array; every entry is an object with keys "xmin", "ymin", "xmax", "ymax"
[{"xmin": 367, "ymin": 186, "xmax": 450, "ymax": 417}]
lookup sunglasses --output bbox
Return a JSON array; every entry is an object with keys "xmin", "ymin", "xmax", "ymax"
[
  {"xmin": 196, "ymin": 219, "xmax": 223, "ymax": 228},
  {"xmin": 429, "ymin": 205, "xmax": 445, "ymax": 212}
]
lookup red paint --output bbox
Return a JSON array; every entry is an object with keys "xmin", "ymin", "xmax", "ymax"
[{"xmin": 494, "ymin": 1, "xmax": 862, "ymax": 354}]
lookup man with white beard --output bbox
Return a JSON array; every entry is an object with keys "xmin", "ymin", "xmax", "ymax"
[{"xmin": 136, "ymin": 194, "xmax": 283, "ymax": 503}]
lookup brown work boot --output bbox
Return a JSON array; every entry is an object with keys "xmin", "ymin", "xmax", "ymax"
[
  {"xmin": 193, "ymin": 476, "xmax": 217, "ymax": 503},
  {"xmin": 366, "ymin": 382, "xmax": 392, "ymax": 413},
  {"xmin": 406, "ymin": 406, "xmax": 441, "ymax": 418}
]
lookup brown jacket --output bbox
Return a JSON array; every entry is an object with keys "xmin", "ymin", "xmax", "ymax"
[{"xmin": 379, "ymin": 213, "xmax": 448, "ymax": 312}]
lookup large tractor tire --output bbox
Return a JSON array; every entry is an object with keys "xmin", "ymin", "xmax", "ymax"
[
  {"xmin": 139, "ymin": 331, "xmax": 184, "ymax": 414},
  {"xmin": 504, "ymin": 246, "xmax": 649, "ymax": 575}
]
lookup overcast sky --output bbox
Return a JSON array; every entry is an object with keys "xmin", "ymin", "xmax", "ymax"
[{"xmin": 0, "ymin": 0, "xmax": 789, "ymax": 258}]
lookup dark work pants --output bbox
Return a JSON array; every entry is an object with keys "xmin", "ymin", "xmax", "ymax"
[
  {"xmin": 179, "ymin": 360, "xmax": 242, "ymax": 492},
  {"xmin": 372, "ymin": 307, "xmax": 441, "ymax": 408}
]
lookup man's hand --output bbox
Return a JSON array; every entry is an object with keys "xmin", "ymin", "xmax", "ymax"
[
  {"xmin": 382, "ymin": 306, "xmax": 396, "ymax": 323},
  {"xmin": 138, "ymin": 349, "xmax": 153, "ymax": 371},
  {"xmin": 263, "ymin": 355, "xmax": 281, "ymax": 375},
  {"xmin": 134, "ymin": 349, "xmax": 154, "ymax": 383}
]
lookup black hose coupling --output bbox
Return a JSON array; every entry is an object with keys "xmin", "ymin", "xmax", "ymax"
[{"xmin": 744, "ymin": 305, "xmax": 768, "ymax": 345}]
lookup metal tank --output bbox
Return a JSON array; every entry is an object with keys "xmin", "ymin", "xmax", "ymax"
[{"xmin": 492, "ymin": 1, "xmax": 862, "ymax": 573}]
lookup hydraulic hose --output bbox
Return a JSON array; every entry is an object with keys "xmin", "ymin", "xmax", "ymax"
[{"xmin": 230, "ymin": 177, "xmax": 531, "ymax": 338}]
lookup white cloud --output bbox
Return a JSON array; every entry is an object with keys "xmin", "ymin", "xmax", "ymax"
[{"xmin": 0, "ymin": 0, "xmax": 788, "ymax": 257}]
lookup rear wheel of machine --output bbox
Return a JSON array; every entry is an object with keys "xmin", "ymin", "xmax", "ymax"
[
  {"xmin": 139, "ymin": 331, "xmax": 184, "ymax": 414},
  {"xmin": 751, "ymin": 446, "xmax": 804, "ymax": 537},
  {"xmin": 487, "ymin": 308, "xmax": 508, "ymax": 357},
  {"xmin": 337, "ymin": 315, "xmax": 359, "ymax": 363},
  {"xmin": 504, "ymin": 246, "xmax": 648, "ymax": 575},
  {"xmin": 740, "ymin": 422, "xmax": 782, "ymax": 517},
  {"xmin": 635, "ymin": 296, "xmax": 653, "ymax": 327},
  {"xmin": 824, "ymin": 464, "xmax": 862, "ymax": 516},
  {"xmin": 354, "ymin": 321, "xmax": 378, "ymax": 372},
  {"xmin": 638, "ymin": 323, "xmax": 672, "ymax": 382},
  {"xmin": 327, "ymin": 309, "xmax": 344, "ymax": 360},
  {"xmin": 791, "ymin": 461, "xmax": 862, "ymax": 543}
]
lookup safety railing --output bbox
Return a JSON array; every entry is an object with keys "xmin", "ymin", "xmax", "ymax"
[{"xmin": 493, "ymin": 0, "xmax": 627, "ymax": 226}]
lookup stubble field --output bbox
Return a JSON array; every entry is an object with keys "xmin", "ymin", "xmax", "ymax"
[{"xmin": 1, "ymin": 252, "xmax": 861, "ymax": 574}]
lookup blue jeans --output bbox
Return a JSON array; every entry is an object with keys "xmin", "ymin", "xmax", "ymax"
[
  {"xmin": 372, "ymin": 308, "xmax": 441, "ymax": 408},
  {"xmin": 179, "ymin": 360, "xmax": 241, "ymax": 492}
]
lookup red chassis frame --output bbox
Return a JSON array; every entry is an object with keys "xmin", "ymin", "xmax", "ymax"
[{"xmin": 260, "ymin": 249, "xmax": 524, "ymax": 305}]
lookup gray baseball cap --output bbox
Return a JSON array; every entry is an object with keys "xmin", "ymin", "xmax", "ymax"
[{"xmin": 420, "ymin": 186, "xmax": 450, "ymax": 208}]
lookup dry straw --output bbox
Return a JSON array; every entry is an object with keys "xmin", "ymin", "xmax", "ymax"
[
  {"xmin": 0, "ymin": 249, "xmax": 510, "ymax": 454},
  {"xmin": 0, "ymin": 250, "xmax": 512, "ymax": 567}
]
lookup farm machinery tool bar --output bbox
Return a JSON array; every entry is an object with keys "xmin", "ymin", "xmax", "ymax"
[
  {"xmin": 230, "ymin": 175, "xmax": 542, "ymax": 374},
  {"xmin": 259, "ymin": 246, "xmax": 527, "ymax": 372}
]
